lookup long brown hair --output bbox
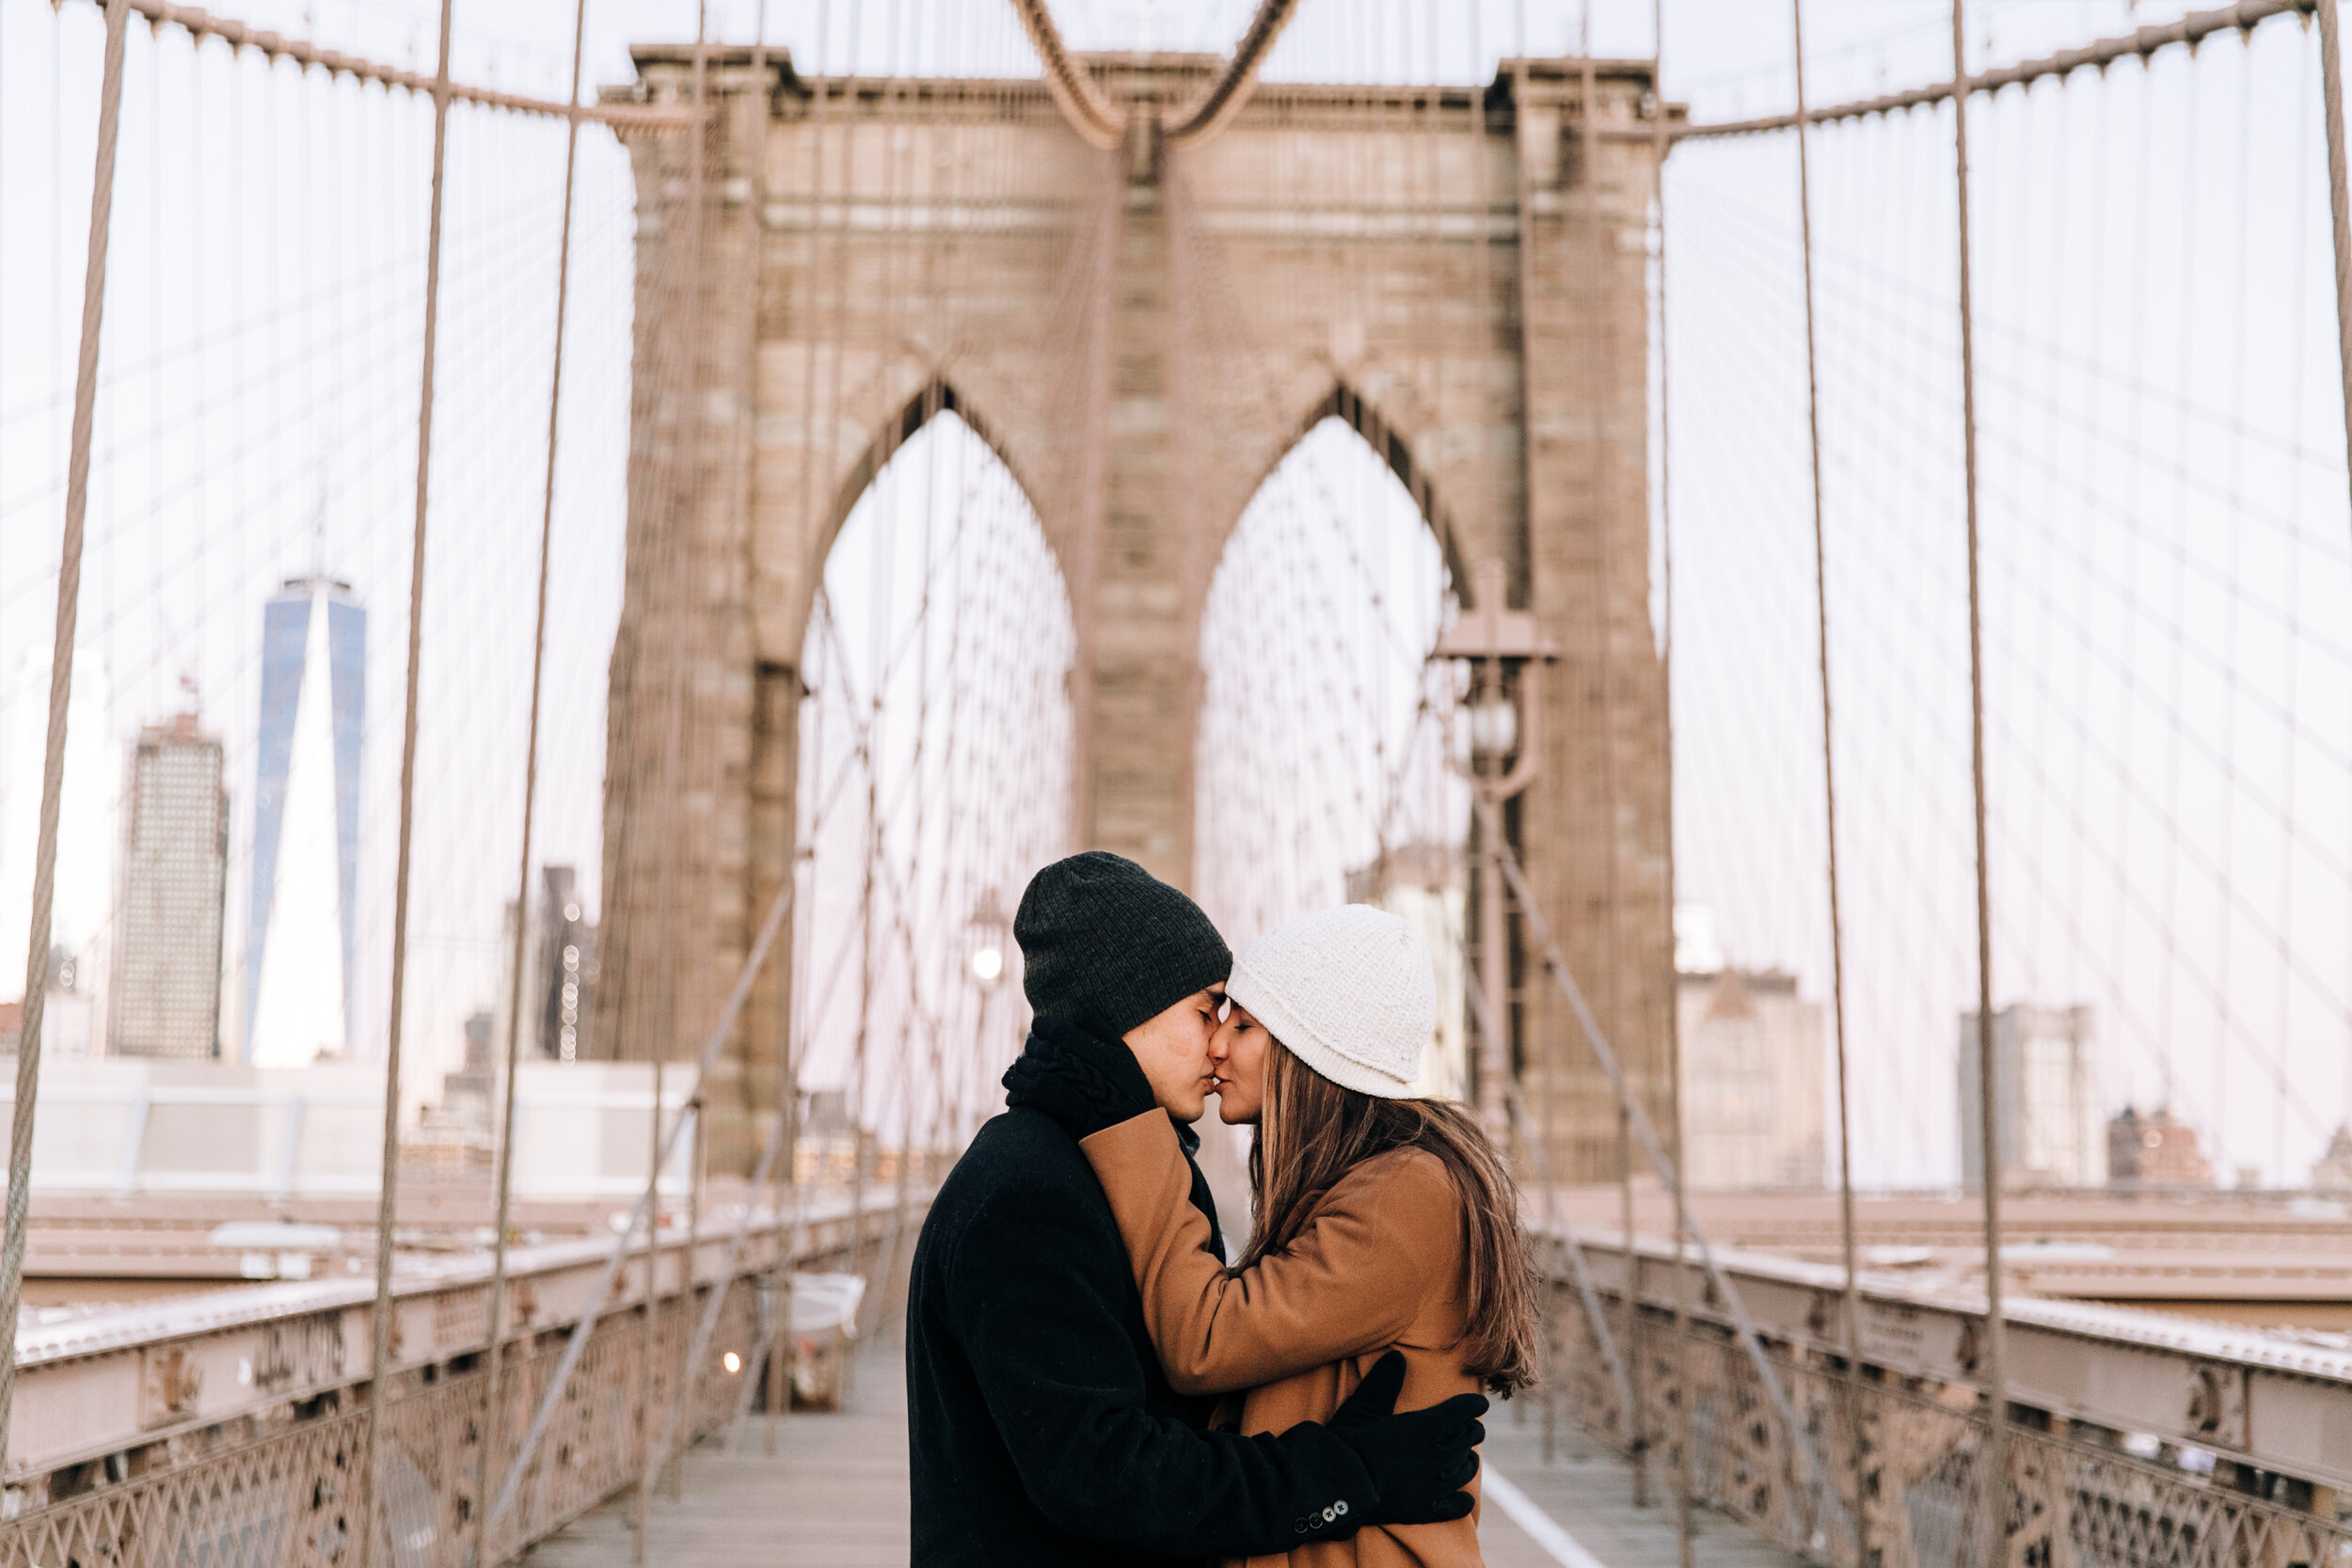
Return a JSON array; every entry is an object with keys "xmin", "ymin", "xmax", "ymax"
[{"xmin": 1242, "ymin": 1040, "xmax": 1539, "ymax": 1397}]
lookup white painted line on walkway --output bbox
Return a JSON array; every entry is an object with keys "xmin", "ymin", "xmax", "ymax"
[{"xmin": 1484, "ymin": 1467, "xmax": 1610, "ymax": 1568}]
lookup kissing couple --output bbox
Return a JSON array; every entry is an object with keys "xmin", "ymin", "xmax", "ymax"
[{"xmin": 909, "ymin": 851, "xmax": 1539, "ymax": 1566}]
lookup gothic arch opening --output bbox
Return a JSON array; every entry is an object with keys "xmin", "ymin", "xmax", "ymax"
[
  {"xmin": 1193, "ymin": 404, "xmax": 1470, "ymax": 1100},
  {"xmin": 793, "ymin": 404, "xmax": 1074, "ymax": 1161}
]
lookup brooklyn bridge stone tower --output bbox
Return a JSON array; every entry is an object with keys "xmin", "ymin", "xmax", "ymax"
[{"xmin": 593, "ymin": 45, "xmax": 1675, "ymax": 1184}]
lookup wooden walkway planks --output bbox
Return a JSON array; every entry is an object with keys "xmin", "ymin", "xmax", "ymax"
[
  {"xmin": 522, "ymin": 1353, "xmax": 912, "ymax": 1568},
  {"xmin": 520, "ymin": 1346, "xmax": 1807, "ymax": 1568},
  {"xmin": 1478, "ymin": 1401, "xmax": 1811, "ymax": 1568}
]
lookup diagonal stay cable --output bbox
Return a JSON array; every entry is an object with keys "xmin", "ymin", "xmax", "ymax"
[
  {"xmin": 484, "ymin": 875, "xmax": 796, "ymax": 1535},
  {"xmin": 648, "ymin": 1094, "xmax": 793, "ymax": 1472},
  {"xmin": 1460, "ymin": 945, "xmax": 1632, "ymax": 1429},
  {"xmin": 1470, "ymin": 789, "xmax": 1859, "ymax": 1558}
]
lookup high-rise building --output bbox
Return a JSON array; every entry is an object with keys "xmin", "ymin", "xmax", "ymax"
[
  {"xmin": 1959, "ymin": 1004, "xmax": 2101, "ymax": 1190},
  {"xmin": 536, "ymin": 867, "xmax": 596, "ymax": 1063},
  {"xmin": 1676, "ymin": 954, "xmax": 1827, "ymax": 1191},
  {"xmin": 245, "ymin": 578, "xmax": 365, "ymax": 1066},
  {"xmin": 2, "ymin": 949, "xmax": 96, "ymax": 1059},
  {"xmin": 2106, "ymin": 1104, "xmax": 2211, "ymax": 1189},
  {"xmin": 109, "ymin": 712, "xmax": 229, "ymax": 1058},
  {"xmin": 435, "ymin": 1008, "xmax": 497, "ymax": 1139},
  {"xmin": 496, "ymin": 866, "xmax": 599, "ymax": 1064},
  {"xmin": 0, "ymin": 651, "xmax": 115, "ymax": 1028},
  {"xmin": 2312, "ymin": 1127, "xmax": 2352, "ymax": 1193}
]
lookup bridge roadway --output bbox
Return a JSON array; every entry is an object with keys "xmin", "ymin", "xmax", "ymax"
[{"xmin": 525, "ymin": 1336, "xmax": 1806, "ymax": 1568}]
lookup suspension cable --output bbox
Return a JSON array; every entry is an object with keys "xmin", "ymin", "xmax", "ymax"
[
  {"xmin": 1009, "ymin": 0, "xmax": 1300, "ymax": 150},
  {"xmin": 634, "ymin": 9, "xmax": 717, "ymax": 1548},
  {"xmin": 1947, "ymin": 0, "xmax": 2009, "ymax": 1552},
  {"xmin": 1649, "ymin": 3, "xmax": 1694, "ymax": 1558},
  {"xmin": 1462, "ymin": 951, "xmax": 1634, "ymax": 1431},
  {"xmin": 1164, "ymin": 0, "xmax": 1303, "ymax": 142},
  {"xmin": 1008, "ymin": 0, "xmax": 1124, "ymax": 150},
  {"xmin": 88, "ymin": 0, "xmax": 683, "ymax": 125},
  {"xmin": 484, "ymin": 878, "xmax": 796, "ymax": 1535},
  {"xmin": 1684, "ymin": 0, "xmax": 2316, "ymax": 140},
  {"xmin": 0, "ymin": 0, "xmax": 132, "ymax": 1478},
  {"xmin": 2318, "ymin": 0, "xmax": 2352, "ymax": 546},
  {"xmin": 361, "ymin": 3, "xmax": 453, "ymax": 1563},
  {"xmin": 1574, "ymin": 18, "xmax": 1645, "ymax": 1497},
  {"xmin": 470, "ymin": 0, "xmax": 590, "ymax": 1560},
  {"xmin": 1788, "ymin": 2, "xmax": 1871, "ymax": 1549}
]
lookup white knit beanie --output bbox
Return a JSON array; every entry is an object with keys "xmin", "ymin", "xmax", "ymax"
[{"xmin": 1225, "ymin": 905, "xmax": 1436, "ymax": 1099}]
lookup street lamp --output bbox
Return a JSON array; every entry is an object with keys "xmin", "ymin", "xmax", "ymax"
[
  {"xmin": 1431, "ymin": 559, "xmax": 1559, "ymax": 1137},
  {"xmin": 965, "ymin": 887, "xmax": 1011, "ymax": 988},
  {"xmin": 1466, "ymin": 677, "xmax": 1519, "ymax": 760}
]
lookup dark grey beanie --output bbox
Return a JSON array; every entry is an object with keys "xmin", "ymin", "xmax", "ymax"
[{"xmin": 1015, "ymin": 851, "xmax": 1232, "ymax": 1037}]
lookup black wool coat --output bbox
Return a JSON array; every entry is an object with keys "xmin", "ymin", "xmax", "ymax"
[{"xmin": 907, "ymin": 1105, "xmax": 1379, "ymax": 1566}]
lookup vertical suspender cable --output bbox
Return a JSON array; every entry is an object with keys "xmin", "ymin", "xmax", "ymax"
[
  {"xmin": 768, "ymin": 0, "xmax": 831, "ymax": 1452},
  {"xmin": 636, "ymin": 12, "xmax": 713, "ymax": 1554},
  {"xmin": 1788, "ymin": 1, "xmax": 1867, "ymax": 1550},
  {"xmin": 667, "ymin": 3, "xmax": 736, "ymax": 1465},
  {"xmin": 1947, "ymin": 1, "xmax": 2008, "ymax": 1551},
  {"xmin": 2317, "ymin": 1, "xmax": 2352, "ymax": 537},
  {"xmin": 471, "ymin": 1, "xmax": 590, "ymax": 1560},
  {"xmin": 0, "ymin": 0, "xmax": 131, "ymax": 1478},
  {"xmin": 1502, "ymin": 8, "xmax": 1567, "ymax": 1474},
  {"xmin": 1575, "ymin": 16, "xmax": 1643, "ymax": 1503},
  {"xmin": 365, "ymin": 3, "xmax": 456, "ymax": 1563},
  {"xmin": 737, "ymin": 0, "xmax": 796, "ymax": 1461},
  {"xmin": 1466, "ymin": 0, "xmax": 1512, "ymax": 1154},
  {"xmin": 1505, "ymin": 35, "xmax": 1564, "ymax": 1465},
  {"xmin": 1648, "ymin": 2, "xmax": 1694, "ymax": 1559}
]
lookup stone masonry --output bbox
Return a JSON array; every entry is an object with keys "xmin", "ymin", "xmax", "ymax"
[{"xmin": 596, "ymin": 50, "xmax": 1675, "ymax": 1181}]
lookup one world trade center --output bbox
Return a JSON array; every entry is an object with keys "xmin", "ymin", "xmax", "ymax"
[{"xmin": 245, "ymin": 577, "xmax": 364, "ymax": 1065}]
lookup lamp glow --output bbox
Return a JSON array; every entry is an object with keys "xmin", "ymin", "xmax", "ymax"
[
  {"xmin": 1469, "ymin": 692, "xmax": 1518, "ymax": 758},
  {"xmin": 723, "ymin": 1352, "xmax": 742, "ymax": 1374},
  {"xmin": 971, "ymin": 946, "xmax": 1005, "ymax": 982}
]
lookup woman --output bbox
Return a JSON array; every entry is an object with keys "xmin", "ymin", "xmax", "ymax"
[{"xmin": 1013, "ymin": 903, "xmax": 1537, "ymax": 1566}]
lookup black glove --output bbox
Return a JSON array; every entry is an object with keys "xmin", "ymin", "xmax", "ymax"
[
  {"xmin": 1327, "ymin": 1351, "xmax": 1486, "ymax": 1527},
  {"xmin": 1002, "ymin": 1018, "xmax": 1157, "ymax": 1139}
]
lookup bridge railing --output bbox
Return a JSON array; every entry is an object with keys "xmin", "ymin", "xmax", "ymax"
[
  {"xmin": 0, "ymin": 1188, "xmax": 920, "ymax": 1568},
  {"xmin": 1543, "ymin": 1226, "xmax": 2352, "ymax": 1568}
]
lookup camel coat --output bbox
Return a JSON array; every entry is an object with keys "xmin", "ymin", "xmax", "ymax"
[{"xmin": 1080, "ymin": 1111, "xmax": 1484, "ymax": 1568}]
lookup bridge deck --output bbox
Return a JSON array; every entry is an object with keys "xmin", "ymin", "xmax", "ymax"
[{"xmin": 520, "ymin": 1338, "xmax": 1804, "ymax": 1568}]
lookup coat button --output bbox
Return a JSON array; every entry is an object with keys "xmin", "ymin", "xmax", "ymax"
[
  {"xmin": 1295, "ymin": 1519, "xmax": 1310, "ymax": 1535},
  {"xmin": 1335, "ymin": 1500, "xmax": 1350, "ymax": 1516}
]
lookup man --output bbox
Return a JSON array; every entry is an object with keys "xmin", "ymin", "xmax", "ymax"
[{"xmin": 908, "ymin": 851, "xmax": 1486, "ymax": 1565}]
